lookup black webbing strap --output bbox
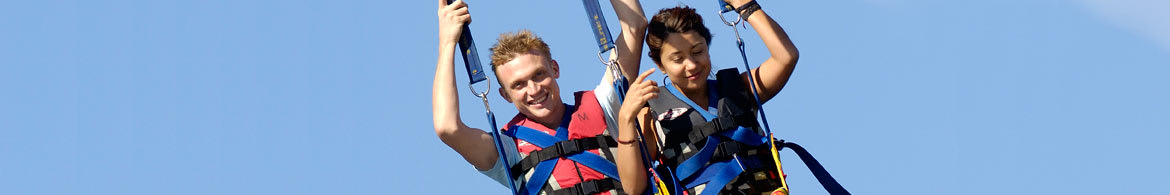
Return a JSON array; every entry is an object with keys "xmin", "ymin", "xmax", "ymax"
[
  {"xmin": 779, "ymin": 141, "xmax": 852, "ymax": 195},
  {"xmin": 546, "ymin": 177, "xmax": 622, "ymax": 195},
  {"xmin": 509, "ymin": 136, "xmax": 618, "ymax": 177},
  {"xmin": 684, "ymin": 112, "xmax": 758, "ymax": 145}
]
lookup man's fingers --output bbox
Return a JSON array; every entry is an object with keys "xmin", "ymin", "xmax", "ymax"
[
  {"xmin": 457, "ymin": 15, "xmax": 470, "ymax": 24},
  {"xmin": 453, "ymin": 6, "xmax": 468, "ymax": 17},
  {"xmin": 452, "ymin": 0, "xmax": 466, "ymax": 10}
]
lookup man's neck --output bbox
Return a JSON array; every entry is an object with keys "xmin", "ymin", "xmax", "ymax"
[{"xmin": 532, "ymin": 103, "xmax": 567, "ymax": 129}]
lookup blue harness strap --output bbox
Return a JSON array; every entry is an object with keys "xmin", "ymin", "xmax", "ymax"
[
  {"xmin": 580, "ymin": 0, "xmax": 615, "ymax": 53},
  {"xmin": 500, "ymin": 105, "xmax": 621, "ymax": 195},
  {"xmin": 503, "ymin": 125, "xmax": 622, "ymax": 179},
  {"xmin": 447, "ymin": 1, "xmax": 515, "ymax": 194},
  {"xmin": 664, "ymin": 79, "xmax": 785, "ymax": 194},
  {"xmin": 453, "ymin": 11, "xmax": 486, "ymax": 84}
]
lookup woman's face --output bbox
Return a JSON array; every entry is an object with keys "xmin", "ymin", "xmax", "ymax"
[{"xmin": 656, "ymin": 30, "xmax": 712, "ymax": 95}]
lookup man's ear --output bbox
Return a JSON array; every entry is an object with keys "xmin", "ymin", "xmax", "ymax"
[
  {"xmin": 549, "ymin": 59, "xmax": 560, "ymax": 79},
  {"xmin": 498, "ymin": 87, "xmax": 511, "ymax": 103}
]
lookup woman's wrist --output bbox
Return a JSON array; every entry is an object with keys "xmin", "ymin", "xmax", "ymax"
[
  {"xmin": 735, "ymin": 0, "xmax": 761, "ymax": 20},
  {"xmin": 616, "ymin": 136, "xmax": 639, "ymax": 145}
]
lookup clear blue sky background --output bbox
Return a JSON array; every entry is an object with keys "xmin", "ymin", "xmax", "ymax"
[{"xmin": 3, "ymin": 0, "xmax": 1168, "ymax": 194}]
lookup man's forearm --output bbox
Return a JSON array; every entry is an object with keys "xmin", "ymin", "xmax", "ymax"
[{"xmin": 433, "ymin": 42, "xmax": 464, "ymax": 136}]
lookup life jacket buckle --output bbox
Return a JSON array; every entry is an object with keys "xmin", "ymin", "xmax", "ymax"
[
  {"xmin": 557, "ymin": 140, "xmax": 582, "ymax": 155},
  {"xmin": 577, "ymin": 181, "xmax": 600, "ymax": 195}
]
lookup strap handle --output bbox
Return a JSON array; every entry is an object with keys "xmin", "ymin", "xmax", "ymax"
[
  {"xmin": 445, "ymin": 1, "xmax": 517, "ymax": 194},
  {"xmin": 581, "ymin": 0, "xmax": 616, "ymax": 54}
]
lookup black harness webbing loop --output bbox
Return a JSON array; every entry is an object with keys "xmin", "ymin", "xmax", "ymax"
[{"xmin": 546, "ymin": 178, "xmax": 622, "ymax": 195}]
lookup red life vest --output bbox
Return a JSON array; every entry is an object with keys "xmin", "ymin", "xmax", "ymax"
[{"xmin": 503, "ymin": 90, "xmax": 620, "ymax": 195}]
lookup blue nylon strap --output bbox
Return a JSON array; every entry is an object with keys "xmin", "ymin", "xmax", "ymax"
[
  {"xmin": 723, "ymin": 126, "xmax": 768, "ymax": 146},
  {"xmin": 451, "ymin": 15, "xmax": 487, "ymax": 84},
  {"xmin": 581, "ymin": 0, "xmax": 615, "ymax": 53},
  {"xmin": 717, "ymin": 0, "xmax": 734, "ymax": 13},
  {"xmin": 523, "ymin": 159, "xmax": 559, "ymax": 195},
  {"xmin": 682, "ymin": 157, "xmax": 742, "ymax": 189},
  {"xmin": 674, "ymin": 136, "xmax": 720, "ymax": 181},
  {"xmin": 663, "ymin": 81, "xmax": 718, "ymax": 120},
  {"xmin": 486, "ymin": 112, "xmax": 520, "ymax": 195},
  {"xmin": 555, "ymin": 105, "xmax": 573, "ymax": 140},
  {"xmin": 675, "ymin": 126, "xmax": 768, "ymax": 181},
  {"xmin": 504, "ymin": 126, "xmax": 622, "ymax": 179},
  {"xmin": 612, "ymin": 76, "xmax": 628, "ymax": 100}
]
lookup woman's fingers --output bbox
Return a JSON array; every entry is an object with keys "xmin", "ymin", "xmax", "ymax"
[{"xmin": 633, "ymin": 68, "xmax": 656, "ymax": 84}]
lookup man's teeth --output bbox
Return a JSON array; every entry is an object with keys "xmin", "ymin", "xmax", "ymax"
[{"xmin": 531, "ymin": 95, "xmax": 547, "ymax": 105}]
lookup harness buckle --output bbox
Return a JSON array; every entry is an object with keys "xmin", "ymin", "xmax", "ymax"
[
  {"xmin": 558, "ymin": 140, "xmax": 581, "ymax": 155},
  {"xmin": 577, "ymin": 180, "xmax": 600, "ymax": 195}
]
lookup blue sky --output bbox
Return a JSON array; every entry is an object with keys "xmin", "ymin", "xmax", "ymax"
[{"xmin": 2, "ymin": 0, "xmax": 1168, "ymax": 194}]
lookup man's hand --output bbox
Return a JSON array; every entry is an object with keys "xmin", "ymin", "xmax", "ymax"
[{"xmin": 437, "ymin": 0, "xmax": 470, "ymax": 46}]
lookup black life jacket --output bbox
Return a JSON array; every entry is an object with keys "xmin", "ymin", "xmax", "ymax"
[{"xmin": 647, "ymin": 68, "xmax": 782, "ymax": 195}]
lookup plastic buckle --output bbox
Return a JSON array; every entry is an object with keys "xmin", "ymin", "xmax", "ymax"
[
  {"xmin": 715, "ymin": 142, "xmax": 740, "ymax": 160},
  {"xmin": 578, "ymin": 180, "xmax": 601, "ymax": 195},
  {"xmin": 558, "ymin": 140, "xmax": 580, "ymax": 155},
  {"xmin": 710, "ymin": 118, "xmax": 723, "ymax": 132}
]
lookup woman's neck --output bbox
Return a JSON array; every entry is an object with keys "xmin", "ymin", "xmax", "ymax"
[{"xmin": 674, "ymin": 84, "xmax": 709, "ymax": 108}]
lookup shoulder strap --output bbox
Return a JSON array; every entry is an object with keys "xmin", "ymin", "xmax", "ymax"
[{"xmin": 780, "ymin": 141, "xmax": 852, "ymax": 195}]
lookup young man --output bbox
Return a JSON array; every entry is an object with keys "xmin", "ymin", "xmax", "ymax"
[{"xmin": 432, "ymin": 0, "xmax": 647, "ymax": 194}]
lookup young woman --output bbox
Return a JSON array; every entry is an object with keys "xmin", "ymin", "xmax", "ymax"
[{"xmin": 614, "ymin": 1, "xmax": 799, "ymax": 194}]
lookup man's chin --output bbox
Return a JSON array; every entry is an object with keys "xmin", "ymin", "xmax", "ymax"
[{"xmin": 522, "ymin": 108, "xmax": 551, "ymax": 118}]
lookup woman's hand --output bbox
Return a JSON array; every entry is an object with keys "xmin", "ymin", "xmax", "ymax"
[
  {"xmin": 618, "ymin": 69, "xmax": 658, "ymax": 136},
  {"xmin": 437, "ymin": 0, "xmax": 470, "ymax": 46}
]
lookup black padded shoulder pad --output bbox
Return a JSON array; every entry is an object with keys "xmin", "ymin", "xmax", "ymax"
[{"xmin": 715, "ymin": 68, "xmax": 753, "ymax": 110}]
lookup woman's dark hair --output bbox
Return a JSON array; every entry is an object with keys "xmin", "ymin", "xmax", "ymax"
[{"xmin": 646, "ymin": 6, "xmax": 713, "ymax": 65}]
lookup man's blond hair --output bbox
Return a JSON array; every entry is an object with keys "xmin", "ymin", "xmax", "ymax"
[{"xmin": 489, "ymin": 29, "xmax": 553, "ymax": 74}]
